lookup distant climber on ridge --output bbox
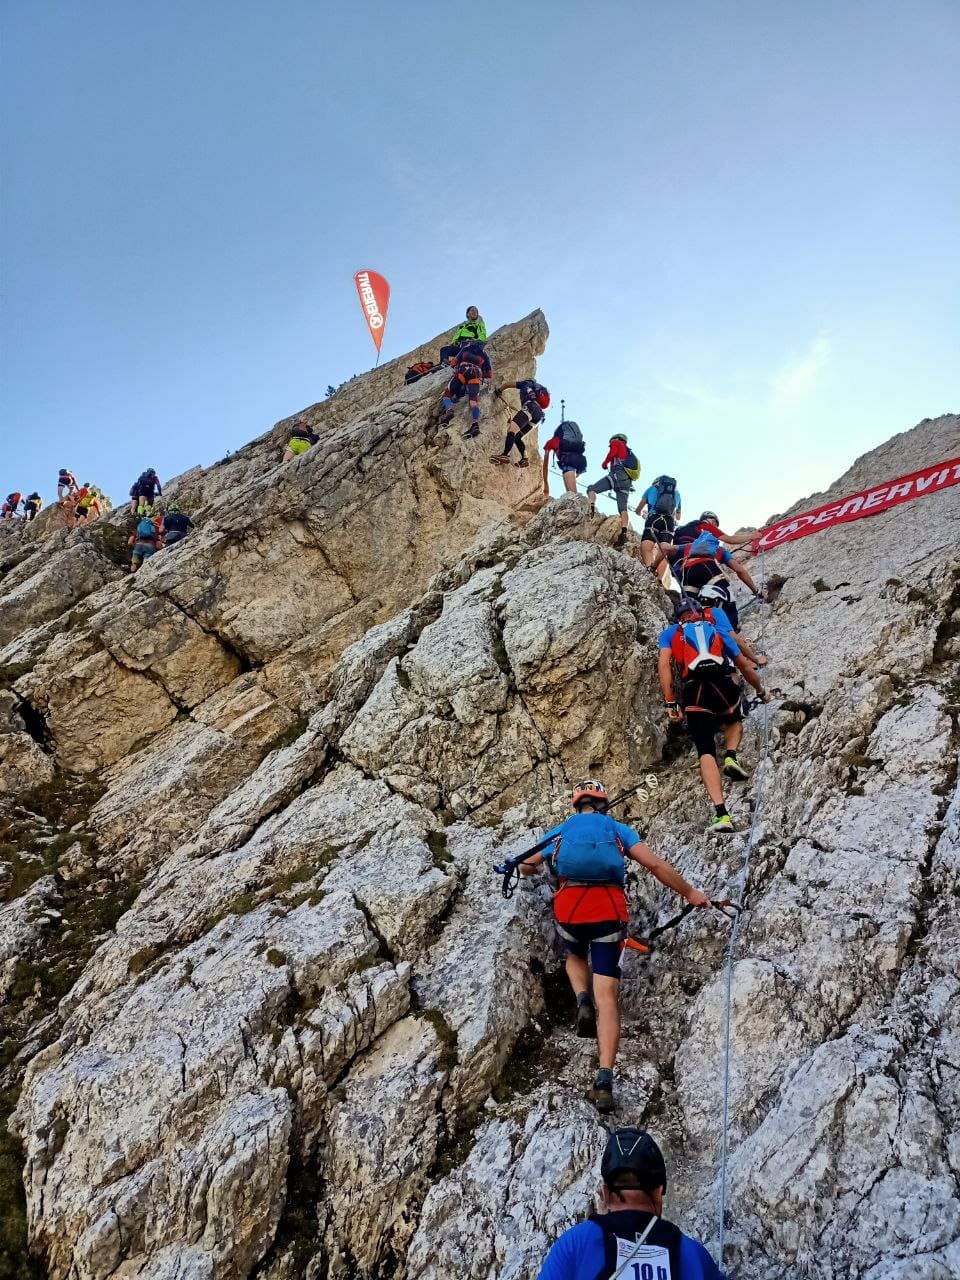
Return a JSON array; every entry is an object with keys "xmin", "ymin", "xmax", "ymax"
[
  {"xmin": 160, "ymin": 501, "xmax": 194, "ymax": 547},
  {"xmin": 24, "ymin": 492, "xmax": 43, "ymax": 522},
  {"xmin": 2, "ymin": 492, "xmax": 22, "ymax": 520},
  {"xmin": 128, "ymin": 512, "xmax": 160, "ymax": 572},
  {"xmin": 438, "ymin": 340, "xmax": 492, "ymax": 438},
  {"xmin": 637, "ymin": 475, "xmax": 681, "ymax": 584},
  {"xmin": 283, "ymin": 422, "xmax": 319, "ymax": 461},
  {"xmin": 587, "ymin": 434, "xmax": 641, "ymax": 548},
  {"xmin": 130, "ymin": 468, "xmax": 162, "ymax": 516},
  {"xmin": 438, "ymin": 305, "xmax": 487, "ymax": 366},
  {"xmin": 538, "ymin": 1128, "xmax": 725, "ymax": 1279},
  {"xmin": 57, "ymin": 469, "xmax": 79, "ymax": 502},
  {"xmin": 492, "ymin": 379, "xmax": 551, "ymax": 468},
  {"xmin": 519, "ymin": 780, "xmax": 711, "ymax": 1112},
  {"xmin": 74, "ymin": 485, "xmax": 102, "ymax": 526},
  {"xmin": 540, "ymin": 419, "xmax": 587, "ymax": 495},
  {"xmin": 659, "ymin": 597, "xmax": 769, "ymax": 833}
]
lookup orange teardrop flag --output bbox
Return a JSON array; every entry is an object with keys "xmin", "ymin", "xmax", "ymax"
[{"xmin": 354, "ymin": 269, "xmax": 390, "ymax": 354}]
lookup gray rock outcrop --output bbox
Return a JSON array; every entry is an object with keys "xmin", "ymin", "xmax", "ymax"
[{"xmin": 1, "ymin": 316, "xmax": 958, "ymax": 1279}]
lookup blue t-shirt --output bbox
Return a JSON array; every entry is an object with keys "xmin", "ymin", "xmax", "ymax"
[
  {"xmin": 644, "ymin": 484, "xmax": 682, "ymax": 512},
  {"xmin": 541, "ymin": 811, "xmax": 641, "ymax": 852},
  {"xmin": 538, "ymin": 1219, "xmax": 725, "ymax": 1280},
  {"xmin": 658, "ymin": 611, "xmax": 741, "ymax": 659}
]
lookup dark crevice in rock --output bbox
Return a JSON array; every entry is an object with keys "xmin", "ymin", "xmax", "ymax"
[
  {"xmin": 149, "ymin": 592, "xmax": 256, "ymax": 676},
  {"xmin": 932, "ymin": 567, "xmax": 960, "ymax": 666},
  {"xmin": 350, "ymin": 894, "xmax": 397, "ymax": 967},
  {"xmin": 250, "ymin": 1123, "xmax": 325, "ymax": 1279},
  {"xmin": 11, "ymin": 695, "xmax": 52, "ymax": 755}
]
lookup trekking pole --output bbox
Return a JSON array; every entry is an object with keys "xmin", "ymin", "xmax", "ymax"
[
  {"xmin": 623, "ymin": 900, "xmax": 741, "ymax": 953},
  {"xmin": 492, "ymin": 780, "xmax": 659, "ymax": 897},
  {"xmin": 493, "ymin": 832, "xmax": 560, "ymax": 899}
]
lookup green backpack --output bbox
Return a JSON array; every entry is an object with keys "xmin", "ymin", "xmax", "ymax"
[{"xmin": 623, "ymin": 448, "xmax": 641, "ymax": 482}]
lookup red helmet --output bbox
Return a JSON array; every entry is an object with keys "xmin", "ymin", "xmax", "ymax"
[{"xmin": 571, "ymin": 779, "xmax": 608, "ymax": 808}]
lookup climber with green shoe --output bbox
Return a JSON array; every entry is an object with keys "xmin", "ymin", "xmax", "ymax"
[
  {"xmin": 518, "ymin": 780, "xmax": 712, "ymax": 1112},
  {"xmin": 658, "ymin": 597, "xmax": 769, "ymax": 834},
  {"xmin": 587, "ymin": 434, "xmax": 641, "ymax": 547}
]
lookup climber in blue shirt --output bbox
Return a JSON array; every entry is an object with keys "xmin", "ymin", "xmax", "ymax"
[{"xmin": 539, "ymin": 1128, "xmax": 725, "ymax": 1280}]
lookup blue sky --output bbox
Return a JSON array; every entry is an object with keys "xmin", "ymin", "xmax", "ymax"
[{"xmin": 2, "ymin": 0, "xmax": 958, "ymax": 529}]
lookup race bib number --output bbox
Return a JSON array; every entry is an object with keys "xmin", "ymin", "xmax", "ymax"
[{"xmin": 614, "ymin": 1236, "xmax": 672, "ymax": 1280}]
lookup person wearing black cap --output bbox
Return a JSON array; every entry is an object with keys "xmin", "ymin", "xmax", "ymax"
[{"xmin": 538, "ymin": 1128, "xmax": 725, "ymax": 1279}]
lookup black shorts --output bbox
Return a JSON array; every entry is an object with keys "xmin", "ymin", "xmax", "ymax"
[
  {"xmin": 513, "ymin": 399, "xmax": 544, "ymax": 432},
  {"xmin": 682, "ymin": 671, "xmax": 742, "ymax": 759},
  {"xmin": 557, "ymin": 920, "xmax": 626, "ymax": 979},
  {"xmin": 641, "ymin": 512, "xmax": 676, "ymax": 544}
]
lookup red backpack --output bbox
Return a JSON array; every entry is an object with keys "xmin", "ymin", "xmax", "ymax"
[
  {"xmin": 670, "ymin": 616, "xmax": 727, "ymax": 678},
  {"xmin": 404, "ymin": 362, "xmax": 436, "ymax": 385},
  {"xmin": 536, "ymin": 388, "xmax": 551, "ymax": 409}
]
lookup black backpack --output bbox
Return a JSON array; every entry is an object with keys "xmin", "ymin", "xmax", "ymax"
[
  {"xmin": 654, "ymin": 476, "xmax": 677, "ymax": 515},
  {"xmin": 556, "ymin": 420, "xmax": 585, "ymax": 454},
  {"xmin": 587, "ymin": 1211, "xmax": 684, "ymax": 1280}
]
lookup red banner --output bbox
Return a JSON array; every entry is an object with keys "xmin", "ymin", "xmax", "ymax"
[
  {"xmin": 753, "ymin": 455, "xmax": 960, "ymax": 552},
  {"xmin": 353, "ymin": 269, "xmax": 390, "ymax": 354}
]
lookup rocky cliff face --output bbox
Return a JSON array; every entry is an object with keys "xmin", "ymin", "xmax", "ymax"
[{"xmin": 1, "ymin": 318, "xmax": 958, "ymax": 1280}]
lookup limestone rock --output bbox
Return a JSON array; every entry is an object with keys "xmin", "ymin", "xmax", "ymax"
[
  {"xmin": 3, "ymin": 316, "xmax": 960, "ymax": 1280},
  {"xmin": 0, "ymin": 875, "xmax": 62, "ymax": 1000}
]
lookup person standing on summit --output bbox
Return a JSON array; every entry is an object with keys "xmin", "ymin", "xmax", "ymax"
[{"xmin": 439, "ymin": 306, "xmax": 487, "ymax": 366}]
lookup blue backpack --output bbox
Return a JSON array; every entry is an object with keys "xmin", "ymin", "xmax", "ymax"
[
  {"xmin": 136, "ymin": 518, "xmax": 156, "ymax": 539},
  {"xmin": 685, "ymin": 530, "xmax": 721, "ymax": 562},
  {"xmin": 552, "ymin": 813, "xmax": 626, "ymax": 885}
]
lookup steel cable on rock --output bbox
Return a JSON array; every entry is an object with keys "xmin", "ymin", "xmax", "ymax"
[{"xmin": 716, "ymin": 544, "xmax": 773, "ymax": 1269}]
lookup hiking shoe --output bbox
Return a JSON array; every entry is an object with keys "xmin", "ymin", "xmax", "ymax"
[
  {"xmin": 587, "ymin": 1070, "xmax": 615, "ymax": 1114},
  {"xmin": 464, "ymin": 425, "xmax": 480, "ymax": 439},
  {"xmin": 723, "ymin": 755, "xmax": 750, "ymax": 781},
  {"xmin": 490, "ymin": 454, "xmax": 511, "ymax": 465},
  {"xmin": 575, "ymin": 994, "xmax": 597, "ymax": 1039},
  {"xmin": 614, "ymin": 529, "xmax": 627, "ymax": 548},
  {"xmin": 438, "ymin": 409, "xmax": 454, "ymax": 426},
  {"xmin": 515, "ymin": 458, "xmax": 530, "ymax": 468},
  {"xmin": 707, "ymin": 814, "xmax": 736, "ymax": 835}
]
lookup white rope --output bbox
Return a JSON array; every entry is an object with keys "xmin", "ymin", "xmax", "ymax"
[
  {"xmin": 608, "ymin": 1214, "xmax": 659, "ymax": 1280},
  {"xmin": 716, "ymin": 545, "xmax": 773, "ymax": 1268}
]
